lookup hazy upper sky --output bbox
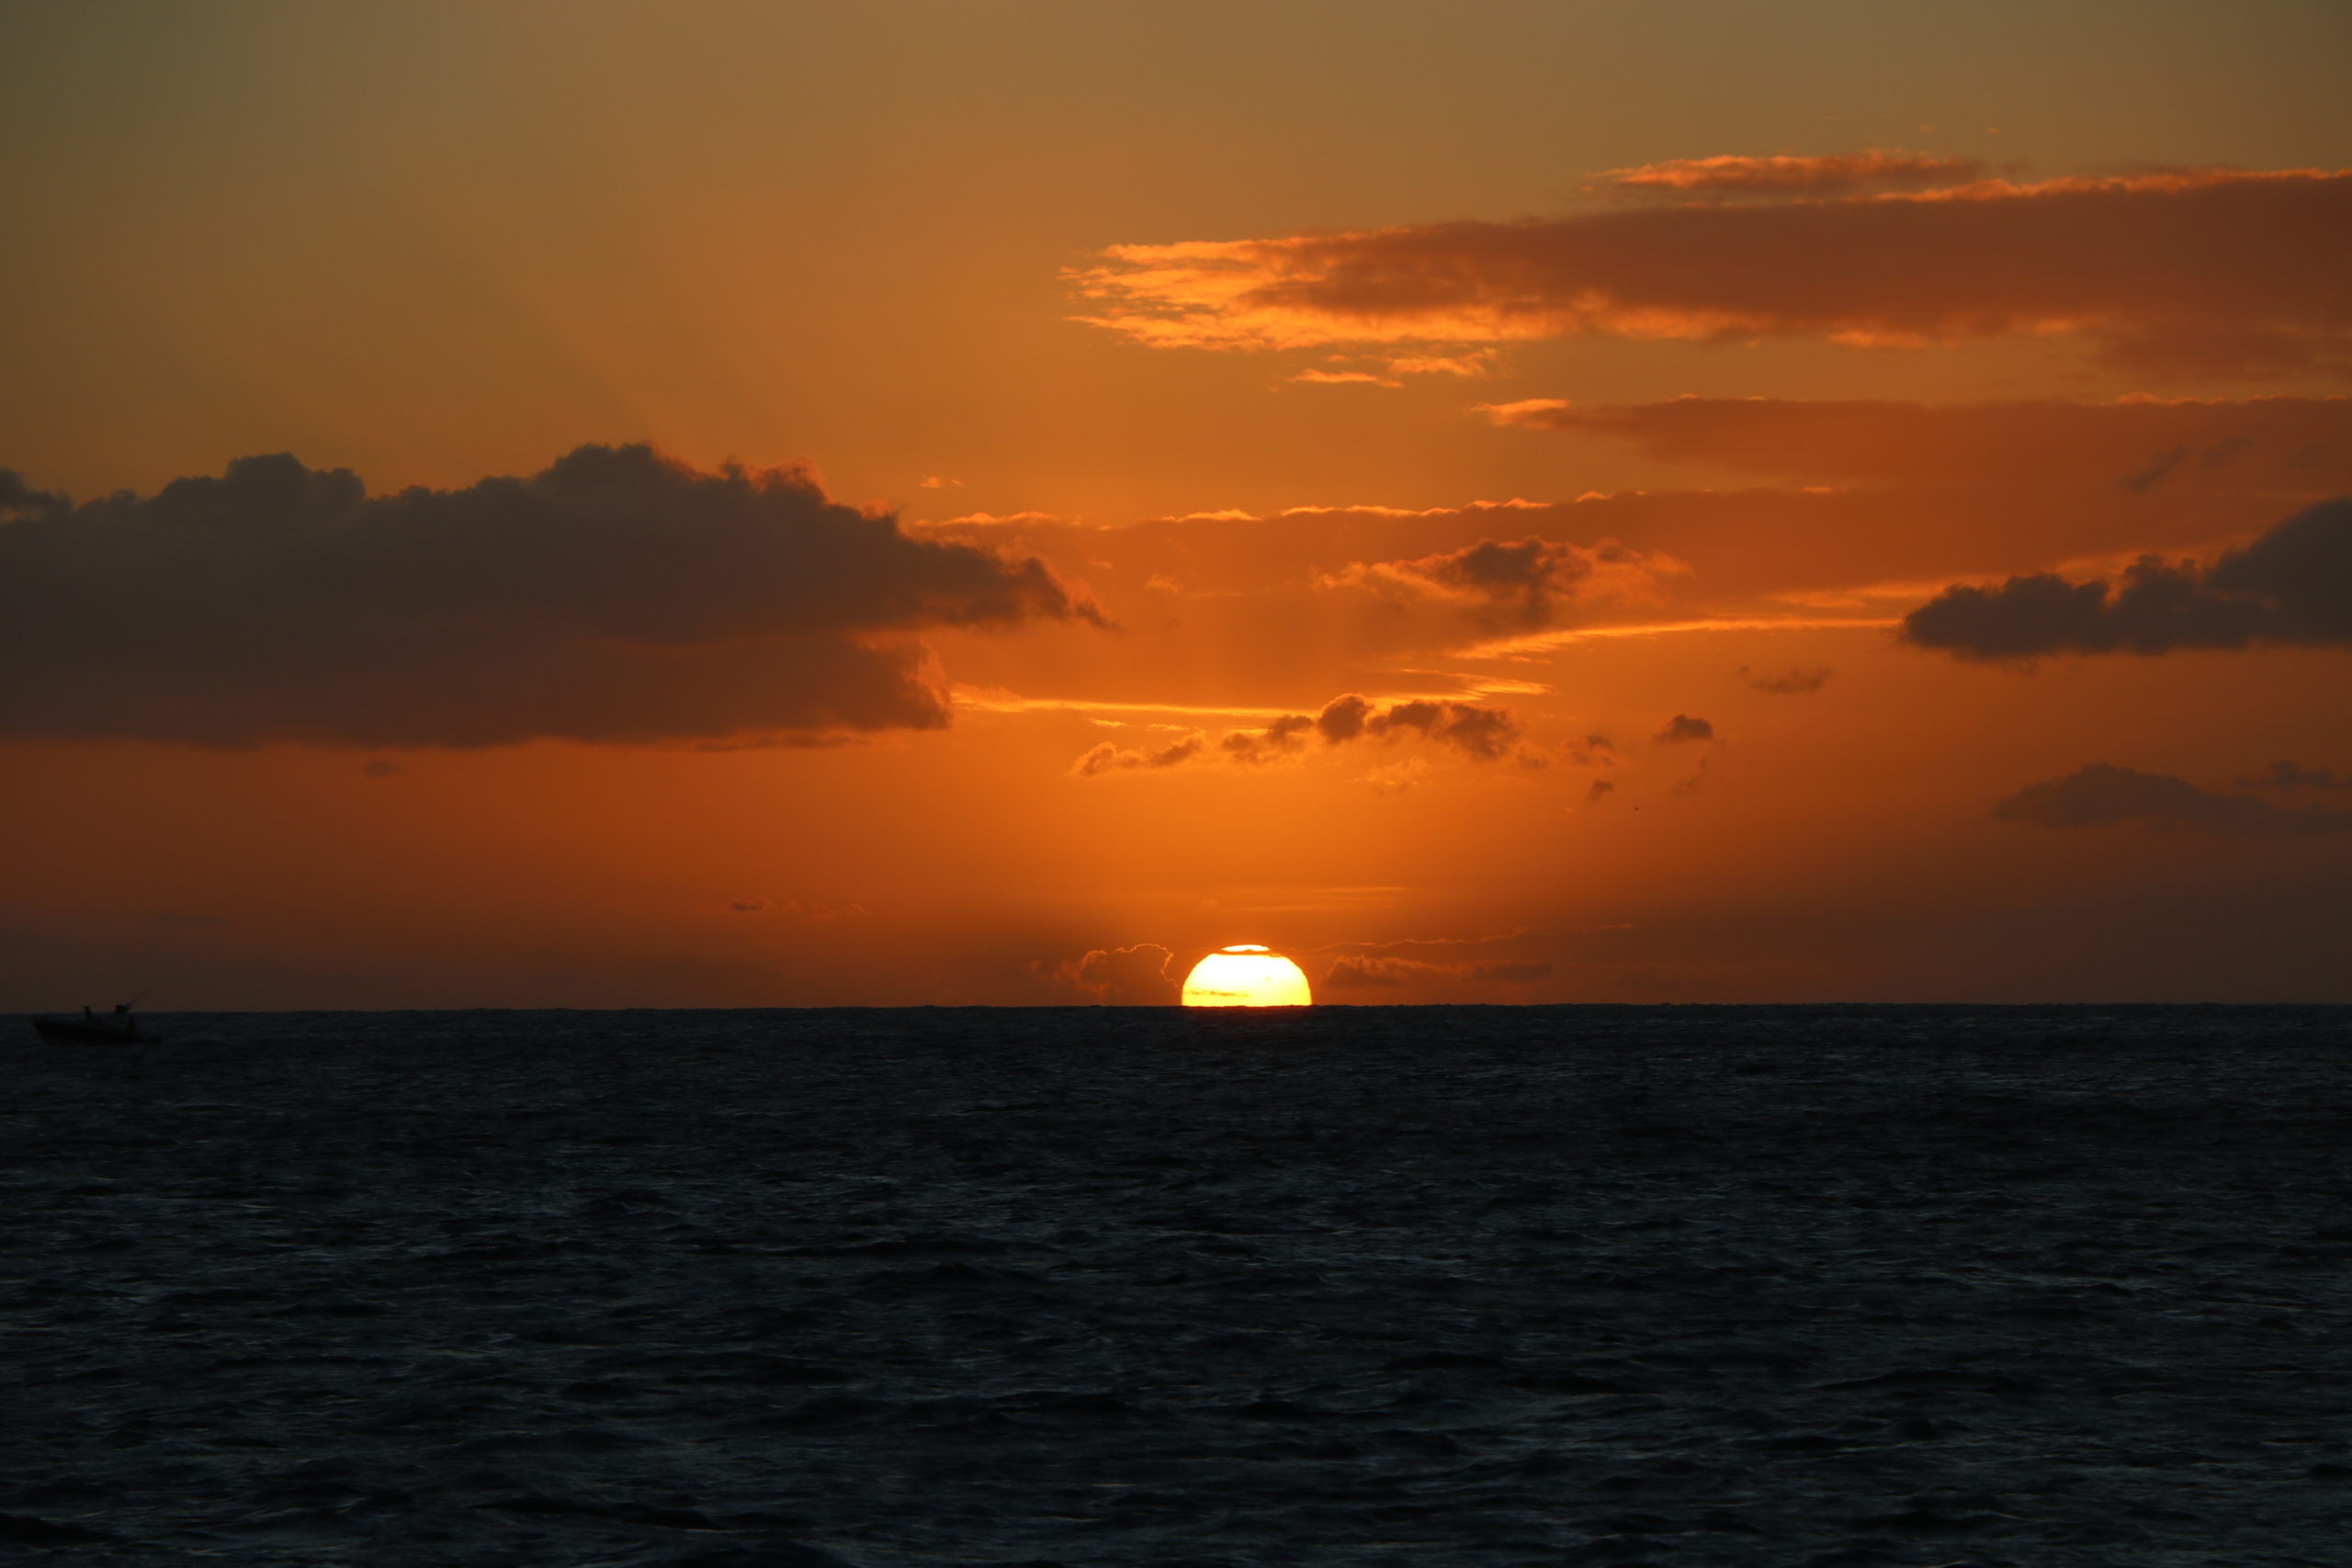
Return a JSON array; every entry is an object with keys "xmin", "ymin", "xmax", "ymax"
[{"xmin": 5, "ymin": 0, "xmax": 2349, "ymax": 1006}]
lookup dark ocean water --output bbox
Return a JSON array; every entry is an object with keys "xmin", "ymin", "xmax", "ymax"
[{"xmin": 6, "ymin": 1005, "xmax": 2351, "ymax": 1567}]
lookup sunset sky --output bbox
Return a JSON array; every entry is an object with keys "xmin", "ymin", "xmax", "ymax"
[{"xmin": 6, "ymin": 0, "xmax": 2349, "ymax": 1007}]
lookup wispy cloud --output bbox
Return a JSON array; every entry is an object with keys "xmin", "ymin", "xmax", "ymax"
[
  {"xmin": 1480, "ymin": 394, "xmax": 2352, "ymax": 492},
  {"xmin": 1321, "ymin": 536, "xmax": 1686, "ymax": 629},
  {"xmin": 1073, "ymin": 169, "xmax": 2352, "ymax": 375},
  {"xmin": 1592, "ymin": 150, "xmax": 1989, "ymax": 197},
  {"xmin": 1463, "ymin": 615, "xmax": 1899, "ymax": 660}
]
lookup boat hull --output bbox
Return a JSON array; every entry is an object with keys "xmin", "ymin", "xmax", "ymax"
[{"xmin": 30, "ymin": 1017, "xmax": 146, "ymax": 1045}]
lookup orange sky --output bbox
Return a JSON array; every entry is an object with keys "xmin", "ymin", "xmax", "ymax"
[{"xmin": 4, "ymin": 1, "xmax": 2349, "ymax": 1006}]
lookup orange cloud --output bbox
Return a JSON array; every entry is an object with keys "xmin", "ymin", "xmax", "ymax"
[
  {"xmin": 1073, "ymin": 169, "xmax": 2352, "ymax": 373},
  {"xmin": 1594, "ymin": 149, "xmax": 1989, "ymax": 197},
  {"xmin": 1481, "ymin": 394, "xmax": 2352, "ymax": 491},
  {"xmin": 1291, "ymin": 368, "xmax": 1403, "ymax": 388}
]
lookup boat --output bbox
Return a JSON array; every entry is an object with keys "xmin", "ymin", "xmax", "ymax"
[{"xmin": 30, "ymin": 1004, "xmax": 150, "ymax": 1045}]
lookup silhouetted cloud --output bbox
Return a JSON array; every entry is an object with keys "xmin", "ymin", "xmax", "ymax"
[
  {"xmin": 1316, "ymin": 693, "xmax": 1374, "ymax": 743},
  {"xmin": 1655, "ymin": 714, "xmax": 1715, "ymax": 743},
  {"xmin": 1074, "ymin": 694, "xmax": 1525, "ymax": 775},
  {"xmin": 1994, "ymin": 763, "xmax": 2352, "ymax": 836},
  {"xmin": 1595, "ymin": 150, "xmax": 1988, "ymax": 197},
  {"xmin": 1361, "ymin": 697, "xmax": 1523, "ymax": 759},
  {"xmin": 1323, "ymin": 955, "xmax": 1554, "ymax": 988},
  {"xmin": 1584, "ymin": 778, "xmax": 1615, "ymax": 805},
  {"xmin": 1325, "ymin": 536, "xmax": 1681, "ymax": 628},
  {"xmin": 1904, "ymin": 500, "xmax": 2352, "ymax": 659},
  {"xmin": 1075, "ymin": 170, "xmax": 2352, "ymax": 375},
  {"xmin": 1744, "ymin": 665, "xmax": 1832, "ymax": 694},
  {"xmin": 2237, "ymin": 760, "xmax": 2352, "ymax": 791},
  {"xmin": 1221, "ymin": 713, "xmax": 1315, "ymax": 763},
  {"xmin": 1055, "ymin": 942, "xmax": 1180, "ymax": 1004},
  {"xmin": 0, "ymin": 446, "xmax": 1100, "ymax": 747},
  {"xmin": 0, "ymin": 470, "xmax": 66, "ymax": 520},
  {"xmin": 729, "ymin": 898, "xmax": 772, "ymax": 913},
  {"xmin": 1480, "ymin": 395, "xmax": 2352, "ymax": 492},
  {"xmin": 1069, "ymin": 731, "xmax": 1206, "ymax": 776}
]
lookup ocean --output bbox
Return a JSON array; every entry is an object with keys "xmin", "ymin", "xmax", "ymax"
[{"xmin": 6, "ymin": 1004, "xmax": 2349, "ymax": 1566}]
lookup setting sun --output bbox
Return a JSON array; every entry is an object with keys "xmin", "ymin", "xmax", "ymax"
[{"xmin": 1182, "ymin": 945, "xmax": 1314, "ymax": 1008}]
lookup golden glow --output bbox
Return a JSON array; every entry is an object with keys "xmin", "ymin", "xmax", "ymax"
[{"xmin": 1182, "ymin": 944, "xmax": 1313, "ymax": 1008}]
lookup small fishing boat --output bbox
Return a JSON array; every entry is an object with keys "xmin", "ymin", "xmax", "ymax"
[{"xmin": 30, "ymin": 1004, "xmax": 149, "ymax": 1045}]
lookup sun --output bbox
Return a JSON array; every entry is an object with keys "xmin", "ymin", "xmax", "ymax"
[{"xmin": 1181, "ymin": 944, "xmax": 1313, "ymax": 1008}]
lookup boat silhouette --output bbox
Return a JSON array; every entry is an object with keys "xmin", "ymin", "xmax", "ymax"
[{"xmin": 30, "ymin": 1002, "xmax": 150, "ymax": 1045}]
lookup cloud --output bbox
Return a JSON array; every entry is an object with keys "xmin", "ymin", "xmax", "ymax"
[
  {"xmin": 1584, "ymin": 778, "xmax": 1616, "ymax": 805},
  {"xmin": 1070, "ymin": 731, "xmax": 1207, "ymax": 776},
  {"xmin": 1292, "ymin": 693, "xmax": 1526, "ymax": 761},
  {"xmin": 1993, "ymin": 763, "xmax": 2352, "ymax": 836},
  {"xmin": 1363, "ymin": 758, "xmax": 1431, "ymax": 795},
  {"xmin": 1221, "ymin": 713, "xmax": 1315, "ymax": 763},
  {"xmin": 1356, "ymin": 696, "xmax": 1524, "ymax": 760},
  {"xmin": 729, "ymin": 897, "xmax": 772, "ymax": 913},
  {"xmin": 1072, "ymin": 169, "xmax": 2352, "ymax": 374},
  {"xmin": 1073, "ymin": 693, "xmax": 1525, "ymax": 776},
  {"xmin": 0, "ymin": 471, "xmax": 66, "ymax": 520},
  {"xmin": 0, "ymin": 445, "xmax": 1101, "ymax": 747},
  {"xmin": 1561, "ymin": 733, "xmax": 1615, "ymax": 766},
  {"xmin": 1744, "ymin": 665, "xmax": 1832, "ymax": 694},
  {"xmin": 1384, "ymin": 352, "xmax": 1494, "ymax": 378},
  {"xmin": 2237, "ymin": 760, "xmax": 2352, "ymax": 791},
  {"xmin": 1479, "ymin": 394, "xmax": 2352, "ymax": 492},
  {"xmin": 1292, "ymin": 368, "xmax": 1402, "ymax": 388},
  {"xmin": 1316, "ymin": 693, "xmax": 1374, "ymax": 743},
  {"xmin": 1655, "ymin": 714, "xmax": 1715, "ymax": 743},
  {"xmin": 359, "ymin": 758, "xmax": 405, "ymax": 778},
  {"xmin": 1326, "ymin": 535, "xmax": 1682, "ymax": 629},
  {"xmin": 1594, "ymin": 150, "xmax": 1989, "ymax": 197},
  {"xmin": 1903, "ymin": 499, "xmax": 2352, "ymax": 659},
  {"xmin": 1052, "ymin": 942, "xmax": 1181, "ymax": 1005},
  {"xmin": 1322, "ymin": 955, "xmax": 1554, "ymax": 988}
]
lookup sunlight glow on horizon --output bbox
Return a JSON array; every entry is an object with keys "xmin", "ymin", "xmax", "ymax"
[{"xmin": 1182, "ymin": 945, "xmax": 1314, "ymax": 1008}]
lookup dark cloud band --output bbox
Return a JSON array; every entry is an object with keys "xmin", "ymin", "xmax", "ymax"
[
  {"xmin": 1904, "ymin": 499, "xmax": 2352, "ymax": 659},
  {"xmin": 1995, "ymin": 763, "xmax": 2352, "ymax": 836},
  {"xmin": 0, "ymin": 445, "xmax": 1098, "ymax": 746}
]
